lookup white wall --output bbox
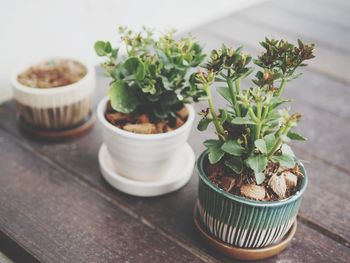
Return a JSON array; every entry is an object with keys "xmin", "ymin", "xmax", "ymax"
[{"xmin": 0, "ymin": 0, "xmax": 263, "ymax": 103}]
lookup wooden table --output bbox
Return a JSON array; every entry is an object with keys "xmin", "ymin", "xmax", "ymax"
[{"xmin": 1, "ymin": 0, "xmax": 349, "ymax": 262}]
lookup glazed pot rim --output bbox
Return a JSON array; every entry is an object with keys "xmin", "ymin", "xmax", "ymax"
[
  {"xmin": 97, "ymin": 96, "xmax": 195, "ymax": 140},
  {"xmin": 197, "ymin": 150, "xmax": 308, "ymax": 207},
  {"xmin": 11, "ymin": 56, "xmax": 94, "ymax": 94}
]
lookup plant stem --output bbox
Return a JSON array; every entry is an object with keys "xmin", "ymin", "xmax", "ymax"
[
  {"xmin": 227, "ymin": 78, "xmax": 241, "ymax": 117},
  {"xmin": 262, "ymin": 105, "xmax": 269, "ymax": 119},
  {"xmin": 204, "ymin": 84, "xmax": 226, "ymax": 140},
  {"xmin": 255, "ymin": 101, "xmax": 262, "ymax": 140},
  {"xmin": 235, "ymin": 78, "xmax": 241, "ymax": 94},
  {"xmin": 248, "ymin": 107, "xmax": 258, "ymax": 123},
  {"xmin": 276, "ymin": 78, "xmax": 287, "ymax": 97},
  {"xmin": 267, "ymin": 123, "xmax": 292, "ymax": 156}
]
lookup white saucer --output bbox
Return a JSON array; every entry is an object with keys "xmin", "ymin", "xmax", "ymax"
[{"xmin": 98, "ymin": 143, "xmax": 195, "ymax": 197}]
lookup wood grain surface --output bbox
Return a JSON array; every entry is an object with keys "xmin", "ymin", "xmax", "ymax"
[{"xmin": 1, "ymin": 0, "xmax": 349, "ymax": 262}]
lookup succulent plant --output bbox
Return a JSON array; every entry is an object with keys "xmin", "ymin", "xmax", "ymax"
[
  {"xmin": 95, "ymin": 27, "xmax": 206, "ymax": 121},
  {"xmin": 195, "ymin": 38, "xmax": 315, "ymax": 184}
]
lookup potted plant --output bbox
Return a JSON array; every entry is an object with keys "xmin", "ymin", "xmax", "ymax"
[
  {"xmin": 95, "ymin": 27, "xmax": 205, "ymax": 184},
  {"xmin": 193, "ymin": 38, "xmax": 315, "ymax": 259},
  {"xmin": 11, "ymin": 58, "xmax": 96, "ymax": 138}
]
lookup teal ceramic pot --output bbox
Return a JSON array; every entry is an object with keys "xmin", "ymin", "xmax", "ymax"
[{"xmin": 196, "ymin": 151, "xmax": 308, "ymax": 249}]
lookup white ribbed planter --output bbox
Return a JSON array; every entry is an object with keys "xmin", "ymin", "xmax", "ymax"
[
  {"xmin": 97, "ymin": 96, "xmax": 195, "ymax": 181},
  {"xmin": 11, "ymin": 57, "xmax": 96, "ymax": 130}
]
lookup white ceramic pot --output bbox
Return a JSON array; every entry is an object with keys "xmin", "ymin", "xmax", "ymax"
[
  {"xmin": 97, "ymin": 96, "xmax": 195, "ymax": 181},
  {"xmin": 11, "ymin": 57, "xmax": 96, "ymax": 130}
]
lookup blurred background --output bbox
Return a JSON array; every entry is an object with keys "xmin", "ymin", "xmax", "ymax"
[{"xmin": 0, "ymin": 0, "xmax": 262, "ymax": 102}]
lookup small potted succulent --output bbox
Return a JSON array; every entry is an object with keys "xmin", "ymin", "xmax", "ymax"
[
  {"xmin": 95, "ymin": 27, "xmax": 205, "ymax": 182},
  {"xmin": 11, "ymin": 58, "xmax": 96, "ymax": 138},
  {"xmin": 194, "ymin": 38, "xmax": 315, "ymax": 258}
]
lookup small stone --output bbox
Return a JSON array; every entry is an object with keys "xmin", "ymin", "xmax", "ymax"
[
  {"xmin": 106, "ymin": 112, "xmax": 129, "ymax": 124},
  {"xmin": 156, "ymin": 121, "xmax": 166, "ymax": 133},
  {"xmin": 220, "ymin": 177, "xmax": 235, "ymax": 192},
  {"xmin": 283, "ymin": 172, "xmax": 298, "ymax": 189},
  {"xmin": 240, "ymin": 184, "xmax": 266, "ymax": 201},
  {"xmin": 165, "ymin": 125, "xmax": 174, "ymax": 132},
  {"xmin": 268, "ymin": 174, "xmax": 287, "ymax": 199},
  {"xmin": 176, "ymin": 107, "xmax": 188, "ymax": 120},
  {"xmin": 137, "ymin": 114, "xmax": 150, "ymax": 124},
  {"xmin": 123, "ymin": 123, "xmax": 157, "ymax": 134}
]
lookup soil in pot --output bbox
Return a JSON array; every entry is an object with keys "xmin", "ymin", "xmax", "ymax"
[
  {"xmin": 204, "ymin": 158, "xmax": 304, "ymax": 201},
  {"xmin": 17, "ymin": 59, "xmax": 87, "ymax": 88},
  {"xmin": 105, "ymin": 100, "xmax": 188, "ymax": 134}
]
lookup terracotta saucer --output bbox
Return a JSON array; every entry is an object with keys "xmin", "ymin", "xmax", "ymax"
[
  {"xmin": 18, "ymin": 112, "xmax": 95, "ymax": 141},
  {"xmin": 193, "ymin": 204, "xmax": 297, "ymax": 261}
]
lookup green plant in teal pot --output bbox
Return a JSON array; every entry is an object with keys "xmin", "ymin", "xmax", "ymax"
[{"xmin": 194, "ymin": 38, "xmax": 315, "ymax": 251}]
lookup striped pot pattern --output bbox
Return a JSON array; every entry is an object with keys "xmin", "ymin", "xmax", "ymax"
[
  {"xmin": 197, "ymin": 151, "xmax": 308, "ymax": 248},
  {"xmin": 16, "ymin": 96, "xmax": 92, "ymax": 130},
  {"xmin": 12, "ymin": 57, "xmax": 96, "ymax": 131}
]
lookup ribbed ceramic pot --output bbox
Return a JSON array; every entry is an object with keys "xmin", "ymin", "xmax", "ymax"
[
  {"xmin": 11, "ymin": 58, "xmax": 96, "ymax": 130},
  {"xmin": 97, "ymin": 96, "xmax": 195, "ymax": 181},
  {"xmin": 197, "ymin": 151, "xmax": 308, "ymax": 249}
]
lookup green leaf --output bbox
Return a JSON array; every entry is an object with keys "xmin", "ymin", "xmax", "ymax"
[
  {"xmin": 231, "ymin": 117, "xmax": 255, "ymax": 125},
  {"xmin": 246, "ymin": 154, "xmax": 267, "ymax": 173},
  {"xmin": 280, "ymin": 134, "xmax": 291, "ymax": 143},
  {"xmin": 266, "ymin": 109, "xmax": 281, "ymax": 121},
  {"xmin": 108, "ymin": 81, "xmax": 138, "ymax": 113},
  {"xmin": 123, "ymin": 57, "xmax": 145, "ymax": 80},
  {"xmin": 263, "ymin": 134, "xmax": 275, "ymax": 152},
  {"xmin": 217, "ymin": 87, "xmax": 232, "ymax": 103},
  {"xmin": 221, "ymin": 139, "xmax": 244, "ymax": 156},
  {"xmin": 271, "ymin": 154, "xmax": 295, "ymax": 168},
  {"xmin": 255, "ymin": 172, "xmax": 266, "ymax": 185},
  {"xmin": 255, "ymin": 139, "xmax": 267, "ymax": 154},
  {"xmin": 203, "ymin": 139, "xmax": 220, "ymax": 147},
  {"xmin": 197, "ymin": 118, "xmax": 211, "ymax": 131},
  {"xmin": 95, "ymin": 41, "xmax": 112, "ymax": 56},
  {"xmin": 111, "ymin": 48, "xmax": 119, "ymax": 59},
  {"xmin": 281, "ymin": 144, "xmax": 295, "ymax": 157},
  {"xmin": 218, "ymin": 109, "xmax": 228, "ymax": 124},
  {"xmin": 287, "ymin": 131, "xmax": 307, "ymax": 141},
  {"xmin": 208, "ymin": 144, "xmax": 225, "ymax": 164},
  {"xmin": 225, "ymin": 157, "xmax": 243, "ymax": 174},
  {"xmin": 270, "ymin": 97, "xmax": 290, "ymax": 109}
]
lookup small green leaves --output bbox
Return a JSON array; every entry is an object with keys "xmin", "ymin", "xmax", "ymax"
[
  {"xmin": 231, "ymin": 117, "xmax": 255, "ymax": 125},
  {"xmin": 246, "ymin": 154, "xmax": 267, "ymax": 184},
  {"xmin": 122, "ymin": 57, "xmax": 145, "ymax": 80},
  {"xmin": 271, "ymin": 144, "xmax": 295, "ymax": 168},
  {"xmin": 281, "ymin": 144, "xmax": 295, "ymax": 157},
  {"xmin": 95, "ymin": 41, "xmax": 112, "ymax": 56},
  {"xmin": 271, "ymin": 154, "xmax": 295, "ymax": 168},
  {"xmin": 96, "ymin": 27, "xmax": 205, "ymax": 120},
  {"xmin": 197, "ymin": 117, "xmax": 211, "ymax": 131},
  {"xmin": 204, "ymin": 140, "xmax": 225, "ymax": 164},
  {"xmin": 221, "ymin": 139, "xmax": 244, "ymax": 156},
  {"xmin": 217, "ymin": 87, "xmax": 232, "ymax": 103},
  {"xmin": 263, "ymin": 134, "xmax": 275, "ymax": 153},
  {"xmin": 225, "ymin": 157, "xmax": 243, "ymax": 174},
  {"xmin": 255, "ymin": 172, "xmax": 266, "ymax": 185},
  {"xmin": 287, "ymin": 131, "xmax": 307, "ymax": 141},
  {"xmin": 195, "ymin": 38, "xmax": 314, "ymax": 189},
  {"xmin": 204, "ymin": 139, "xmax": 220, "ymax": 147},
  {"xmin": 246, "ymin": 154, "xmax": 267, "ymax": 174},
  {"xmin": 255, "ymin": 139, "xmax": 267, "ymax": 154},
  {"xmin": 108, "ymin": 81, "xmax": 138, "ymax": 113}
]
